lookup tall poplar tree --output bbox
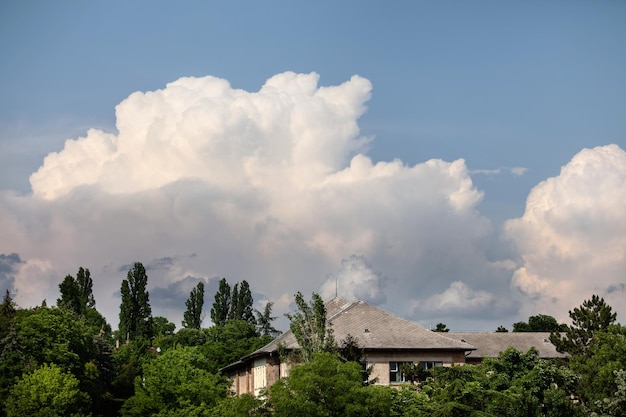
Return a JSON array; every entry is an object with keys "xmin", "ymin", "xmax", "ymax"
[
  {"xmin": 286, "ymin": 292, "xmax": 335, "ymax": 362},
  {"xmin": 229, "ymin": 280, "xmax": 255, "ymax": 324},
  {"xmin": 57, "ymin": 267, "xmax": 95, "ymax": 315},
  {"xmin": 118, "ymin": 262, "xmax": 153, "ymax": 341},
  {"xmin": 210, "ymin": 278, "xmax": 231, "ymax": 326},
  {"xmin": 182, "ymin": 282, "xmax": 204, "ymax": 329}
]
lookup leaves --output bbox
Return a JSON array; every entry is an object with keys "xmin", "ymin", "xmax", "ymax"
[
  {"xmin": 285, "ymin": 292, "xmax": 335, "ymax": 363},
  {"xmin": 182, "ymin": 282, "xmax": 205, "ymax": 330}
]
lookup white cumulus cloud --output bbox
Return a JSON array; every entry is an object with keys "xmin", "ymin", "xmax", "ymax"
[
  {"xmin": 505, "ymin": 144, "xmax": 626, "ymax": 322},
  {"xmin": 0, "ymin": 71, "xmax": 568, "ymax": 330}
]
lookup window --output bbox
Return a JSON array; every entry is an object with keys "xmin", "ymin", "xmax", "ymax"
[
  {"xmin": 389, "ymin": 361, "xmax": 412, "ymax": 383},
  {"xmin": 253, "ymin": 358, "xmax": 267, "ymax": 396},
  {"xmin": 418, "ymin": 361, "xmax": 443, "ymax": 370}
]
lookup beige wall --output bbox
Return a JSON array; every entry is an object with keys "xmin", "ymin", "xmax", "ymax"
[
  {"xmin": 364, "ymin": 350, "xmax": 466, "ymax": 385},
  {"xmin": 225, "ymin": 349, "xmax": 468, "ymax": 394}
]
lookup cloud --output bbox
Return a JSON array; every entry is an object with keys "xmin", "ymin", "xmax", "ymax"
[
  {"xmin": 470, "ymin": 166, "xmax": 527, "ymax": 176},
  {"xmin": 320, "ymin": 255, "xmax": 387, "ymax": 305},
  {"xmin": 415, "ymin": 281, "xmax": 493, "ymax": 313},
  {"xmin": 0, "ymin": 253, "xmax": 23, "ymax": 294},
  {"xmin": 505, "ymin": 144, "xmax": 626, "ymax": 322},
  {"xmin": 10, "ymin": 71, "xmax": 619, "ymax": 331}
]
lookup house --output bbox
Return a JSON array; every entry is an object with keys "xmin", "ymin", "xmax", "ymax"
[
  {"xmin": 221, "ymin": 297, "xmax": 476, "ymax": 396},
  {"xmin": 447, "ymin": 332, "xmax": 567, "ymax": 364}
]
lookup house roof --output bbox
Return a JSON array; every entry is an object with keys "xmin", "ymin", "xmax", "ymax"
[
  {"xmin": 447, "ymin": 332, "xmax": 567, "ymax": 360},
  {"xmin": 234, "ymin": 298, "xmax": 475, "ymax": 364}
]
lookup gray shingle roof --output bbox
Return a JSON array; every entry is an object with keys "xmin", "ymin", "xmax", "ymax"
[
  {"xmin": 447, "ymin": 332, "xmax": 567, "ymax": 359},
  {"xmin": 243, "ymin": 298, "xmax": 475, "ymax": 360}
]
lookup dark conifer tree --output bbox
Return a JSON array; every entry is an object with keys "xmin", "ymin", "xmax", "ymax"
[
  {"xmin": 118, "ymin": 262, "xmax": 153, "ymax": 341},
  {"xmin": 550, "ymin": 294, "xmax": 617, "ymax": 356},
  {"xmin": 210, "ymin": 278, "xmax": 231, "ymax": 326},
  {"xmin": 182, "ymin": 282, "xmax": 204, "ymax": 330}
]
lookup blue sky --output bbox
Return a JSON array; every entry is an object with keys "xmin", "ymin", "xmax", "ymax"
[{"xmin": 1, "ymin": 1, "xmax": 625, "ymax": 331}]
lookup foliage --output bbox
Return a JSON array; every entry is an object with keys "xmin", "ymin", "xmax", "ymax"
[
  {"xmin": 111, "ymin": 337, "xmax": 154, "ymax": 400},
  {"xmin": 4, "ymin": 363, "xmax": 91, "ymax": 417},
  {"xmin": 15, "ymin": 306, "xmax": 95, "ymax": 378},
  {"xmin": 182, "ymin": 282, "xmax": 204, "ymax": 329},
  {"xmin": 200, "ymin": 320, "xmax": 272, "ymax": 373},
  {"xmin": 513, "ymin": 314, "xmax": 567, "ymax": 332},
  {"xmin": 229, "ymin": 280, "xmax": 255, "ymax": 324},
  {"xmin": 211, "ymin": 394, "xmax": 270, "ymax": 417},
  {"xmin": 255, "ymin": 301, "xmax": 280, "ymax": 337},
  {"xmin": 550, "ymin": 294, "xmax": 617, "ymax": 356},
  {"xmin": 496, "ymin": 325, "xmax": 509, "ymax": 332},
  {"xmin": 120, "ymin": 346, "xmax": 229, "ymax": 416},
  {"xmin": 570, "ymin": 324, "xmax": 626, "ymax": 406},
  {"xmin": 285, "ymin": 292, "xmax": 335, "ymax": 362},
  {"xmin": 433, "ymin": 322, "xmax": 450, "ymax": 332},
  {"xmin": 211, "ymin": 278, "xmax": 231, "ymax": 326},
  {"xmin": 119, "ymin": 262, "xmax": 153, "ymax": 342},
  {"xmin": 269, "ymin": 352, "xmax": 392, "ymax": 417},
  {"xmin": 153, "ymin": 316, "xmax": 176, "ymax": 337},
  {"xmin": 57, "ymin": 267, "xmax": 96, "ymax": 317},
  {"xmin": 591, "ymin": 369, "xmax": 626, "ymax": 417}
]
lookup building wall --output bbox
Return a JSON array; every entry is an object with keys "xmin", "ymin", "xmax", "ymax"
[
  {"xmin": 225, "ymin": 349, "xmax": 468, "ymax": 394},
  {"xmin": 364, "ymin": 350, "xmax": 467, "ymax": 385}
]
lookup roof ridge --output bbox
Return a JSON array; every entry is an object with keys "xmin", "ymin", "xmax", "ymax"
[{"xmin": 327, "ymin": 299, "xmax": 360, "ymax": 321}]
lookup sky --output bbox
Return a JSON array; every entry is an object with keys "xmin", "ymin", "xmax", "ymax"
[{"xmin": 1, "ymin": 1, "xmax": 625, "ymax": 332}]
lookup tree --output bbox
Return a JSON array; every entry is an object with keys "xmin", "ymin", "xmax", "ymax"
[
  {"xmin": 229, "ymin": 280, "xmax": 255, "ymax": 324},
  {"xmin": 513, "ymin": 314, "xmax": 566, "ymax": 332},
  {"xmin": 285, "ymin": 292, "xmax": 335, "ymax": 362},
  {"xmin": 550, "ymin": 294, "xmax": 617, "ymax": 356},
  {"xmin": 496, "ymin": 325, "xmax": 509, "ymax": 332},
  {"xmin": 5, "ymin": 363, "xmax": 91, "ymax": 417},
  {"xmin": 182, "ymin": 281, "xmax": 205, "ymax": 329},
  {"xmin": 433, "ymin": 322, "xmax": 450, "ymax": 332},
  {"xmin": 201, "ymin": 320, "xmax": 272, "ymax": 373},
  {"xmin": 269, "ymin": 352, "xmax": 392, "ymax": 417},
  {"xmin": 255, "ymin": 301, "xmax": 280, "ymax": 337},
  {"xmin": 76, "ymin": 267, "xmax": 95, "ymax": 310},
  {"xmin": 569, "ymin": 324, "xmax": 626, "ymax": 407},
  {"xmin": 57, "ymin": 267, "xmax": 95, "ymax": 316},
  {"xmin": 211, "ymin": 278, "xmax": 231, "ymax": 326},
  {"xmin": 0, "ymin": 289, "xmax": 16, "ymax": 337},
  {"xmin": 120, "ymin": 346, "xmax": 229, "ymax": 416},
  {"xmin": 118, "ymin": 262, "xmax": 153, "ymax": 342},
  {"xmin": 152, "ymin": 316, "xmax": 176, "ymax": 336}
]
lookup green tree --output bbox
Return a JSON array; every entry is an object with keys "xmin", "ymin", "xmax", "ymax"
[
  {"xmin": 57, "ymin": 267, "xmax": 95, "ymax": 316},
  {"xmin": 4, "ymin": 363, "xmax": 91, "ymax": 417},
  {"xmin": 496, "ymin": 325, "xmax": 509, "ymax": 332},
  {"xmin": 269, "ymin": 352, "xmax": 392, "ymax": 417},
  {"xmin": 182, "ymin": 281, "xmax": 204, "ymax": 329},
  {"xmin": 433, "ymin": 322, "xmax": 450, "ymax": 332},
  {"xmin": 550, "ymin": 294, "xmax": 617, "ymax": 356},
  {"xmin": 15, "ymin": 306, "xmax": 94, "ymax": 377},
  {"xmin": 569, "ymin": 324, "xmax": 626, "ymax": 408},
  {"xmin": 211, "ymin": 278, "xmax": 231, "ymax": 326},
  {"xmin": 254, "ymin": 301, "xmax": 280, "ymax": 337},
  {"xmin": 0, "ymin": 289, "xmax": 16, "ymax": 337},
  {"xmin": 212, "ymin": 393, "xmax": 270, "ymax": 417},
  {"xmin": 120, "ymin": 346, "xmax": 229, "ymax": 416},
  {"xmin": 285, "ymin": 292, "xmax": 335, "ymax": 362},
  {"xmin": 201, "ymin": 320, "xmax": 272, "ymax": 373},
  {"xmin": 513, "ymin": 314, "xmax": 566, "ymax": 332},
  {"xmin": 118, "ymin": 262, "xmax": 153, "ymax": 342},
  {"xmin": 152, "ymin": 316, "xmax": 175, "ymax": 337},
  {"xmin": 76, "ymin": 267, "xmax": 95, "ymax": 310},
  {"xmin": 229, "ymin": 280, "xmax": 255, "ymax": 324}
]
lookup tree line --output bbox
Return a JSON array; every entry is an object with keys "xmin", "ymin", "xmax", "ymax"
[{"xmin": 0, "ymin": 263, "xmax": 624, "ymax": 416}]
